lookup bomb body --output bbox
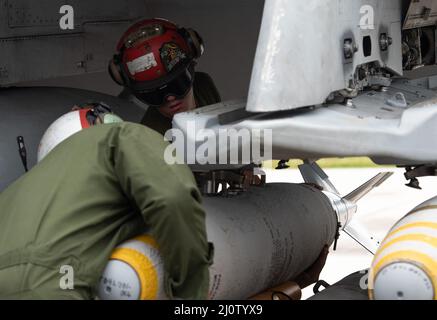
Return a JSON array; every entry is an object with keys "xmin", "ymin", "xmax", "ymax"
[{"xmin": 99, "ymin": 183, "xmax": 338, "ymax": 299}]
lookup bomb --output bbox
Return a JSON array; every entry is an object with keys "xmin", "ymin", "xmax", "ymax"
[
  {"xmin": 98, "ymin": 235, "xmax": 167, "ymax": 300},
  {"xmin": 98, "ymin": 183, "xmax": 338, "ymax": 300},
  {"xmin": 369, "ymin": 195, "xmax": 437, "ymax": 300}
]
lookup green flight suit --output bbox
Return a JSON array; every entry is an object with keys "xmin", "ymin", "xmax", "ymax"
[
  {"xmin": 141, "ymin": 72, "xmax": 222, "ymax": 135},
  {"xmin": 0, "ymin": 122, "xmax": 213, "ymax": 300}
]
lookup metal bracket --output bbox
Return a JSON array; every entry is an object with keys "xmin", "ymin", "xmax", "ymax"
[{"xmin": 404, "ymin": 165, "xmax": 437, "ymax": 189}]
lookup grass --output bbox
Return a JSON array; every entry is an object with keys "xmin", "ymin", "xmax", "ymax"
[{"xmin": 262, "ymin": 158, "xmax": 395, "ymax": 169}]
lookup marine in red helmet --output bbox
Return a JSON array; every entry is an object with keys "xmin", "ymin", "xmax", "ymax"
[{"xmin": 109, "ymin": 18, "xmax": 221, "ymax": 135}]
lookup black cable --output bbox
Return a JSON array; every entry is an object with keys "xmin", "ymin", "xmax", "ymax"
[{"xmin": 17, "ymin": 136, "xmax": 28, "ymax": 172}]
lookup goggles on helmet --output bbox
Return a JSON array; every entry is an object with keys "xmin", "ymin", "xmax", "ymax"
[{"xmin": 133, "ymin": 66, "xmax": 195, "ymax": 107}]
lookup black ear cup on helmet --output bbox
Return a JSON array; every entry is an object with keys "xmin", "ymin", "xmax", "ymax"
[
  {"xmin": 108, "ymin": 55, "xmax": 125, "ymax": 86},
  {"xmin": 179, "ymin": 28, "xmax": 204, "ymax": 59}
]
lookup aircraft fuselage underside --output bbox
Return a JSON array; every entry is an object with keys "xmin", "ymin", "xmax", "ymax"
[{"xmin": 174, "ymin": 78, "xmax": 437, "ymax": 167}]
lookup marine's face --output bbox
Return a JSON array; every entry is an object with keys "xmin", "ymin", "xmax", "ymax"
[{"xmin": 157, "ymin": 87, "xmax": 196, "ymax": 119}]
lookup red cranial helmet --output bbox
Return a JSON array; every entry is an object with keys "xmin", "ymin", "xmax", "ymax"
[{"xmin": 109, "ymin": 18, "xmax": 204, "ymax": 106}]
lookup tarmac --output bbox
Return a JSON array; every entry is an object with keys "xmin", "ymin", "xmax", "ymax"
[{"xmin": 263, "ymin": 167, "xmax": 437, "ymax": 299}]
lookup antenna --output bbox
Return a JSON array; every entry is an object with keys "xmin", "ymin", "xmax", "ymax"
[{"xmin": 17, "ymin": 136, "xmax": 28, "ymax": 172}]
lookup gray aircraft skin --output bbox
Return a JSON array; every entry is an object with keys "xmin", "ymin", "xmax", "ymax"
[
  {"xmin": 2, "ymin": 0, "xmax": 437, "ymax": 299},
  {"xmin": 175, "ymin": 0, "xmax": 437, "ymax": 166},
  {"xmin": 3, "ymin": 0, "xmax": 437, "ymax": 176},
  {"xmin": 0, "ymin": 87, "xmax": 144, "ymax": 190},
  {"xmin": 0, "ymin": 0, "xmax": 263, "ymax": 191}
]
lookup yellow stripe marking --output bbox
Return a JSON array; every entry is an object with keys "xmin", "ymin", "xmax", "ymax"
[
  {"xmin": 111, "ymin": 247, "xmax": 159, "ymax": 300},
  {"xmin": 381, "ymin": 222, "xmax": 437, "ymax": 246},
  {"xmin": 368, "ymin": 268, "xmax": 375, "ymax": 300},
  {"xmin": 375, "ymin": 222, "xmax": 437, "ymax": 262},
  {"xmin": 372, "ymin": 250, "xmax": 437, "ymax": 300},
  {"xmin": 134, "ymin": 234, "xmax": 159, "ymax": 250},
  {"xmin": 375, "ymin": 233, "xmax": 437, "ymax": 262}
]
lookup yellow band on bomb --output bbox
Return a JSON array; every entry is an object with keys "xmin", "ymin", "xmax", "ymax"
[
  {"xmin": 372, "ymin": 250, "xmax": 437, "ymax": 300},
  {"xmin": 376, "ymin": 233, "xmax": 437, "ymax": 261},
  {"xmin": 110, "ymin": 247, "xmax": 159, "ymax": 300},
  {"xmin": 134, "ymin": 234, "xmax": 159, "ymax": 250},
  {"xmin": 388, "ymin": 222, "xmax": 437, "ymax": 239}
]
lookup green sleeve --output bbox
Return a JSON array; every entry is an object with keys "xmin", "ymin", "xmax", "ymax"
[{"xmin": 110, "ymin": 123, "xmax": 212, "ymax": 299}]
